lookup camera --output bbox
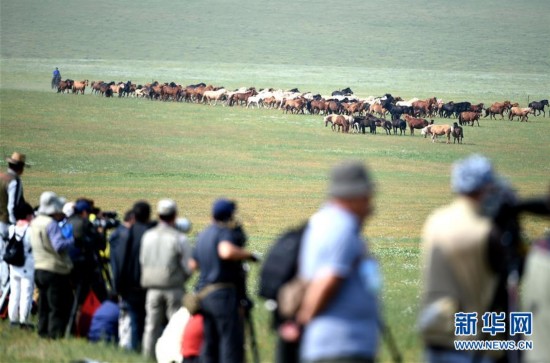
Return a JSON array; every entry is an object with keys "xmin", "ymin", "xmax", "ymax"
[
  {"xmin": 92, "ymin": 211, "xmax": 121, "ymax": 230},
  {"xmin": 175, "ymin": 217, "xmax": 192, "ymax": 233}
]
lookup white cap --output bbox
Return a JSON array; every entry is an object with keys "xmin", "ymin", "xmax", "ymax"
[{"xmin": 157, "ymin": 199, "xmax": 177, "ymax": 216}]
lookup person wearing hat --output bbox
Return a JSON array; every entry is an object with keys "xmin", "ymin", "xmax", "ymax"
[
  {"xmin": 1, "ymin": 152, "xmax": 28, "ymax": 237},
  {"xmin": 1, "ymin": 152, "xmax": 29, "ymax": 298},
  {"xmin": 418, "ymin": 154, "xmax": 503, "ymax": 363},
  {"xmin": 30, "ymin": 191, "xmax": 75, "ymax": 339},
  {"xmin": 139, "ymin": 199, "xmax": 192, "ymax": 360},
  {"xmin": 51, "ymin": 67, "xmax": 61, "ymax": 89},
  {"xmin": 295, "ymin": 160, "xmax": 380, "ymax": 363},
  {"xmin": 66, "ymin": 198, "xmax": 108, "ymax": 328},
  {"xmin": 190, "ymin": 198, "xmax": 259, "ymax": 363}
]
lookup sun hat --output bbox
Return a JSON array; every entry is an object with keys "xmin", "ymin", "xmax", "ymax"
[
  {"xmin": 157, "ymin": 199, "xmax": 178, "ymax": 216},
  {"xmin": 451, "ymin": 154, "xmax": 496, "ymax": 194},
  {"xmin": 38, "ymin": 191, "xmax": 64, "ymax": 215},
  {"xmin": 212, "ymin": 198, "xmax": 236, "ymax": 222},
  {"xmin": 63, "ymin": 201, "xmax": 75, "ymax": 218},
  {"xmin": 328, "ymin": 160, "xmax": 374, "ymax": 198},
  {"xmin": 5, "ymin": 152, "xmax": 29, "ymax": 167}
]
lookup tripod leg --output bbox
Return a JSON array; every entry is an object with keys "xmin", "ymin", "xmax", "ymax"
[
  {"xmin": 65, "ymin": 283, "xmax": 81, "ymax": 338},
  {"xmin": 245, "ymin": 312, "xmax": 260, "ymax": 363}
]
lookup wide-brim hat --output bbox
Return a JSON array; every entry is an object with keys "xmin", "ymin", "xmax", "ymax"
[
  {"xmin": 451, "ymin": 154, "xmax": 495, "ymax": 194},
  {"xmin": 5, "ymin": 152, "xmax": 30, "ymax": 167},
  {"xmin": 38, "ymin": 191, "xmax": 64, "ymax": 215}
]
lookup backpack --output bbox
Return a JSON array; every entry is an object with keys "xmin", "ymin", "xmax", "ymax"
[
  {"xmin": 258, "ymin": 223, "xmax": 307, "ymax": 301},
  {"xmin": 3, "ymin": 229, "xmax": 26, "ymax": 267}
]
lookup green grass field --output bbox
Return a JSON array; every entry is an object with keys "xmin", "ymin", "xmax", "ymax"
[{"xmin": 1, "ymin": 0, "xmax": 549, "ymax": 362}]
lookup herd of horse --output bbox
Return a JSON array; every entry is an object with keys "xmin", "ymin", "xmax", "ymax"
[{"xmin": 53, "ymin": 78, "xmax": 547, "ymax": 144}]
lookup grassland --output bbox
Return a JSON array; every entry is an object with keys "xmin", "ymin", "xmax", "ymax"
[{"xmin": 1, "ymin": 0, "xmax": 549, "ymax": 362}]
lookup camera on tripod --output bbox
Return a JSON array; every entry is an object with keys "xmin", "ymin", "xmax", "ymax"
[{"xmin": 92, "ymin": 210, "xmax": 121, "ymax": 230}]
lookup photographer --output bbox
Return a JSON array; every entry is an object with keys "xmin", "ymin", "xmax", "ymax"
[
  {"xmin": 67, "ymin": 199, "xmax": 108, "ymax": 307},
  {"xmin": 190, "ymin": 198, "xmax": 259, "ymax": 363},
  {"xmin": 419, "ymin": 154, "xmax": 502, "ymax": 363}
]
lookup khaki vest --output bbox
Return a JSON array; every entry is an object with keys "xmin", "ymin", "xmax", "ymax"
[
  {"xmin": 419, "ymin": 197, "xmax": 498, "ymax": 348},
  {"xmin": 0, "ymin": 172, "xmax": 15, "ymax": 224},
  {"xmin": 140, "ymin": 224, "xmax": 188, "ymax": 289},
  {"xmin": 30, "ymin": 214, "xmax": 73, "ymax": 275}
]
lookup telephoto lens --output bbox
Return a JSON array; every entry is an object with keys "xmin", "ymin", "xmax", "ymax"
[{"xmin": 175, "ymin": 217, "xmax": 192, "ymax": 233}]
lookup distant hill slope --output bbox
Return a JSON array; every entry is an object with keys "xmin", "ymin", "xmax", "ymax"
[{"xmin": 1, "ymin": 0, "xmax": 549, "ymax": 74}]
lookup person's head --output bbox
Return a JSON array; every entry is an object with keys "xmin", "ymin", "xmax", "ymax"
[
  {"xmin": 123, "ymin": 209, "xmax": 135, "ymax": 227},
  {"xmin": 74, "ymin": 199, "xmax": 93, "ymax": 217},
  {"xmin": 14, "ymin": 202, "xmax": 34, "ymax": 222},
  {"xmin": 157, "ymin": 199, "xmax": 178, "ymax": 223},
  {"xmin": 37, "ymin": 191, "xmax": 65, "ymax": 221},
  {"xmin": 451, "ymin": 154, "xmax": 496, "ymax": 201},
  {"xmin": 328, "ymin": 160, "xmax": 375, "ymax": 222},
  {"xmin": 212, "ymin": 198, "xmax": 236, "ymax": 223},
  {"xmin": 5, "ymin": 152, "xmax": 28, "ymax": 175},
  {"xmin": 132, "ymin": 200, "xmax": 151, "ymax": 224}
]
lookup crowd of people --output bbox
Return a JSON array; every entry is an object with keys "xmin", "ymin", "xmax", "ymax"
[{"xmin": 1, "ymin": 151, "xmax": 549, "ymax": 363}]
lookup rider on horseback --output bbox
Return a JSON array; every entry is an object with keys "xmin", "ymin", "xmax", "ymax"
[{"xmin": 51, "ymin": 67, "xmax": 61, "ymax": 89}]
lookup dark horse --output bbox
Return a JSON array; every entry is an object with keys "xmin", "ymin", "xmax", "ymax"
[
  {"xmin": 51, "ymin": 75, "xmax": 61, "ymax": 90},
  {"xmin": 528, "ymin": 100, "xmax": 549, "ymax": 117}
]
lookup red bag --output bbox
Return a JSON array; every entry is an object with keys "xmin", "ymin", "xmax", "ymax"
[{"xmin": 76, "ymin": 290, "xmax": 101, "ymax": 337}]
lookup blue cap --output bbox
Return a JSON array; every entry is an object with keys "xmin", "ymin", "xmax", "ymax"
[
  {"xmin": 212, "ymin": 198, "xmax": 236, "ymax": 222},
  {"xmin": 451, "ymin": 154, "xmax": 495, "ymax": 194},
  {"xmin": 74, "ymin": 199, "xmax": 92, "ymax": 213}
]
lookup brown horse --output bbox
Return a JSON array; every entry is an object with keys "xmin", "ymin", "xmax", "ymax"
[
  {"xmin": 469, "ymin": 103, "xmax": 484, "ymax": 113},
  {"xmin": 57, "ymin": 79, "xmax": 73, "ymax": 94},
  {"xmin": 484, "ymin": 101, "xmax": 513, "ymax": 119},
  {"xmin": 228, "ymin": 89, "xmax": 256, "ymax": 106},
  {"xmin": 324, "ymin": 114, "xmax": 351, "ymax": 133},
  {"xmin": 161, "ymin": 84, "xmax": 182, "ymax": 102},
  {"xmin": 308, "ymin": 99, "xmax": 326, "ymax": 115},
  {"xmin": 412, "ymin": 97, "xmax": 437, "ymax": 117},
  {"xmin": 72, "ymin": 80, "xmax": 88, "ymax": 95},
  {"xmin": 404, "ymin": 114, "xmax": 429, "ymax": 135},
  {"xmin": 369, "ymin": 103, "xmax": 387, "ymax": 118},
  {"xmin": 98, "ymin": 82, "xmax": 115, "ymax": 96},
  {"xmin": 90, "ymin": 81, "xmax": 104, "ymax": 94},
  {"xmin": 282, "ymin": 98, "xmax": 306, "ymax": 114},
  {"xmin": 459, "ymin": 111, "xmax": 481, "ymax": 126},
  {"xmin": 326, "ymin": 100, "xmax": 342, "ymax": 114}
]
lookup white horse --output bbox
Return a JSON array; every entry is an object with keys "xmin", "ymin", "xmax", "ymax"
[{"xmin": 202, "ymin": 88, "xmax": 227, "ymax": 105}]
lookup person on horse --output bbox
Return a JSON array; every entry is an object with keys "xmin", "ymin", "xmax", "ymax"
[{"xmin": 52, "ymin": 67, "xmax": 61, "ymax": 89}]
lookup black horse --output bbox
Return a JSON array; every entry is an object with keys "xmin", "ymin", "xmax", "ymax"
[
  {"xmin": 528, "ymin": 100, "xmax": 549, "ymax": 117},
  {"xmin": 392, "ymin": 119, "xmax": 407, "ymax": 135},
  {"xmin": 51, "ymin": 75, "xmax": 61, "ymax": 90},
  {"xmin": 331, "ymin": 87, "xmax": 354, "ymax": 96}
]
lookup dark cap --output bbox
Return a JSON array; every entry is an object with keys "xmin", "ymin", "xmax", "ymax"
[
  {"xmin": 212, "ymin": 198, "xmax": 236, "ymax": 222},
  {"xmin": 328, "ymin": 160, "xmax": 374, "ymax": 198},
  {"xmin": 74, "ymin": 199, "xmax": 93, "ymax": 213}
]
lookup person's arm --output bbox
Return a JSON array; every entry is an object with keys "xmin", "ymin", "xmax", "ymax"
[
  {"xmin": 7, "ymin": 178, "xmax": 17, "ymax": 224},
  {"xmin": 47, "ymin": 220, "xmax": 74, "ymax": 252},
  {"xmin": 178, "ymin": 235, "xmax": 193, "ymax": 277},
  {"xmin": 296, "ymin": 273, "xmax": 344, "ymax": 325},
  {"xmin": 188, "ymin": 258, "xmax": 198, "ymax": 272},
  {"xmin": 217, "ymin": 240, "xmax": 255, "ymax": 261}
]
